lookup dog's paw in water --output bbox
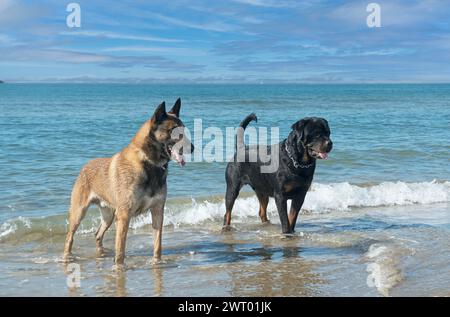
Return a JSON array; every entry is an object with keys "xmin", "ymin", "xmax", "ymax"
[
  {"xmin": 152, "ymin": 257, "xmax": 164, "ymax": 265},
  {"xmin": 112, "ymin": 263, "xmax": 127, "ymax": 272},
  {"xmin": 58, "ymin": 253, "xmax": 79, "ymax": 263},
  {"xmin": 151, "ymin": 258, "xmax": 178, "ymax": 268},
  {"xmin": 96, "ymin": 247, "xmax": 113, "ymax": 258},
  {"xmin": 281, "ymin": 232, "xmax": 300, "ymax": 240},
  {"xmin": 221, "ymin": 225, "xmax": 236, "ymax": 233},
  {"xmin": 96, "ymin": 247, "xmax": 106, "ymax": 258}
]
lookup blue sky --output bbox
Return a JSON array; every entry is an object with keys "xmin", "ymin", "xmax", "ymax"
[{"xmin": 1, "ymin": 0, "xmax": 450, "ymax": 83}]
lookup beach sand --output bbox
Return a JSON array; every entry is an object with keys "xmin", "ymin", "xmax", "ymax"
[{"xmin": 1, "ymin": 200, "xmax": 448, "ymax": 297}]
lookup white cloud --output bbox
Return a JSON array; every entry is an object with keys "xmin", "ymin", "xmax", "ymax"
[
  {"xmin": 0, "ymin": 0, "xmax": 13, "ymax": 13},
  {"xmin": 149, "ymin": 12, "xmax": 237, "ymax": 32},
  {"xmin": 0, "ymin": 33, "xmax": 15, "ymax": 44},
  {"xmin": 102, "ymin": 46, "xmax": 207, "ymax": 56},
  {"xmin": 231, "ymin": 0, "xmax": 295, "ymax": 8},
  {"xmin": 241, "ymin": 16, "xmax": 264, "ymax": 24},
  {"xmin": 1, "ymin": 47, "xmax": 111, "ymax": 64},
  {"xmin": 1, "ymin": 46, "xmax": 204, "ymax": 71},
  {"xmin": 59, "ymin": 30, "xmax": 182, "ymax": 43}
]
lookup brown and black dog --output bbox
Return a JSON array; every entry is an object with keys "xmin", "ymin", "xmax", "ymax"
[
  {"xmin": 223, "ymin": 113, "xmax": 332, "ymax": 234},
  {"xmin": 63, "ymin": 99, "xmax": 193, "ymax": 265}
]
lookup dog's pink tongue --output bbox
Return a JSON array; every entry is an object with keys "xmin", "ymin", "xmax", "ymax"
[
  {"xmin": 171, "ymin": 151, "xmax": 185, "ymax": 167},
  {"xmin": 319, "ymin": 152, "xmax": 329, "ymax": 160}
]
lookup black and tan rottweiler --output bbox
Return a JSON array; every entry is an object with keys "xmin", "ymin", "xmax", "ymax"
[
  {"xmin": 63, "ymin": 99, "xmax": 193, "ymax": 265},
  {"xmin": 223, "ymin": 113, "xmax": 332, "ymax": 234}
]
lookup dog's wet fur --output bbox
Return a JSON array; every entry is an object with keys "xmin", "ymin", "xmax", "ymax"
[
  {"xmin": 63, "ymin": 98, "xmax": 193, "ymax": 265},
  {"xmin": 223, "ymin": 113, "xmax": 332, "ymax": 234}
]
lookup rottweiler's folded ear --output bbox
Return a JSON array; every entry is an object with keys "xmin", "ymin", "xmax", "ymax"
[
  {"xmin": 153, "ymin": 101, "xmax": 167, "ymax": 123},
  {"xmin": 322, "ymin": 118, "xmax": 331, "ymax": 134},
  {"xmin": 169, "ymin": 98, "xmax": 181, "ymax": 117},
  {"xmin": 291, "ymin": 118, "xmax": 309, "ymax": 140}
]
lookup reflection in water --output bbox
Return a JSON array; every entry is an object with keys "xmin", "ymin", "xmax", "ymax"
[
  {"xmin": 111, "ymin": 262, "xmax": 164, "ymax": 297},
  {"xmin": 21, "ymin": 216, "xmax": 449, "ymax": 297},
  {"xmin": 114, "ymin": 269, "xmax": 127, "ymax": 297},
  {"xmin": 93, "ymin": 266, "xmax": 128, "ymax": 297},
  {"xmin": 153, "ymin": 267, "xmax": 163, "ymax": 296},
  {"xmin": 59, "ymin": 250, "xmax": 167, "ymax": 297},
  {"xmin": 226, "ymin": 246, "xmax": 322, "ymax": 296},
  {"xmin": 52, "ymin": 227, "xmax": 327, "ymax": 297},
  {"xmin": 210, "ymin": 230, "xmax": 323, "ymax": 296}
]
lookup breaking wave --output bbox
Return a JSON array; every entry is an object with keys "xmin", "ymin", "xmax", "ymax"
[{"xmin": 1, "ymin": 180, "xmax": 449, "ymax": 242}]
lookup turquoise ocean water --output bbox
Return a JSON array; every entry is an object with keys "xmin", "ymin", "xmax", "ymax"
[
  {"xmin": 0, "ymin": 84, "xmax": 448, "ymax": 221},
  {"xmin": 0, "ymin": 84, "xmax": 449, "ymax": 296}
]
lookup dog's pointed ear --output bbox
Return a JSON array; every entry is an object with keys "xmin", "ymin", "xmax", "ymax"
[
  {"xmin": 291, "ymin": 118, "xmax": 309, "ymax": 140},
  {"xmin": 153, "ymin": 101, "xmax": 167, "ymax": 123},
  {"xmin": 169, "ymin": 98, "xmax": 181, "ymax": 117}
]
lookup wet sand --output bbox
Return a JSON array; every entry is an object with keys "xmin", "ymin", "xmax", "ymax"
[{"xmin": 0, "ymin": 202, "xmax": 449, "ymax": 297}]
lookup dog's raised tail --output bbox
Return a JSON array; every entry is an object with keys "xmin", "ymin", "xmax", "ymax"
[{"xmin": 236, "ymin": 113, "xmax": 257, "ymax": 150}]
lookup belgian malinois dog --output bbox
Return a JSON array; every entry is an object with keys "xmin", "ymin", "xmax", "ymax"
[{"xmin": 63, "ymin": 98, "xmax": 193, "ymax": 265}]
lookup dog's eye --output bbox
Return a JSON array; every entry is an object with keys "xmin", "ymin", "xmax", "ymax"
[{"xmin": 168, "ymin": 126, "xmax": 182, "ymax": 136}]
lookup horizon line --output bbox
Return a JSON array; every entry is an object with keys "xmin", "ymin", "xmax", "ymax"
[{"xmin": 2, "ymin": 81, "xmax": 450, "ymax": 85}]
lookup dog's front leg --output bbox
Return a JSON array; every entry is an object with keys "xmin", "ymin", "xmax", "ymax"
[
  {"xmin": 274, "ymin": 194, "xmax": 291, "ymax": 234},
  {"xmin": 114, "ymin": 209, "xmax": 130, "ymax": 265},
  {"xmin": 289, "ymin": 194, "xmax": 306, "ymax": 232},
  {"xmin": 151, "ymin": 206, "xmax": 164, "ymax": 262}
]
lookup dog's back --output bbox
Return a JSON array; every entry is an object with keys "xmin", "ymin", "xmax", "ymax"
[{"xmin": 71, "ymin": 157, "xmax": 115, "ymax": 208}]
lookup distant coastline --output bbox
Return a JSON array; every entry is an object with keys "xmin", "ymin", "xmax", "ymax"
[{"xmin": 3, "ymin": 79, "xmax": 450, "ymax": 85}]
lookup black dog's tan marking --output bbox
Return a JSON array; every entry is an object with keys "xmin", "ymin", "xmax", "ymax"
[
  {"xmin": 223, "ymin": 113, "xmax": 332, "ymax": 234},
  {"xmin": 63, "ymin": 99, "xmax": 194, "ymax": 265}
]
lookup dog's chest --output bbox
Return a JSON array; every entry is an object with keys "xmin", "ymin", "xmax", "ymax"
[
  {"xmin": 282, "ymin": 177, "xmax": 312, "ymax": 196},
  {"xmin": 133, "ymin": 191, "xmax": 165, "ymax": 215},
  {"xmin": 133, "ymin": 164, "xmax": 167, "ymax": 215},
  {"xmin": 139, "ymin": 161, "xmax": 167, "ymax": 194}
]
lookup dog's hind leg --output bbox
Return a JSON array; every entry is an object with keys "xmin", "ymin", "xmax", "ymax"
[
  {"xmin": 223, "ymin": 163, "xmax": 243, "ymax": 230},
  {"xmin": 256, "ymin": 193, "xmax": 270, "ymax": 224},
  {"xmin": 95, "ymin": 207, "xmax": 115, "ymax": 256},
  {"xmin": 223, "ymin": 183, "xmax": 242, "ymax": 229},
  {"xmin": 63, "ymin": 180, "xmax": 91, "ymax": 259}
]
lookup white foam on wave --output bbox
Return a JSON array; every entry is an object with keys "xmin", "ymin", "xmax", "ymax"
[
  {"xmin": 306, "ymin": 180, "xmax": 450, "ymax": 212},
  {"xmin": 365, "ymin": 243, "xmax": 406, "ymax": 296},
  {"xmin": 1, "ymin": 180, "xmax": 449, "ymax": 238},
  {"xmin": 130, "ymin": 180, "xmax": 450, "ymax": 228},
  {"xmin": 0, "ymin": 222, "xmax": 17, "ymax": 239},
  {"xmin": 0, "ymin": 216, "xmax": 31, "ymax": 240},
  {"xmin": 130, "ymin": 196, "xmax": 259, "ymax": 229}
]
